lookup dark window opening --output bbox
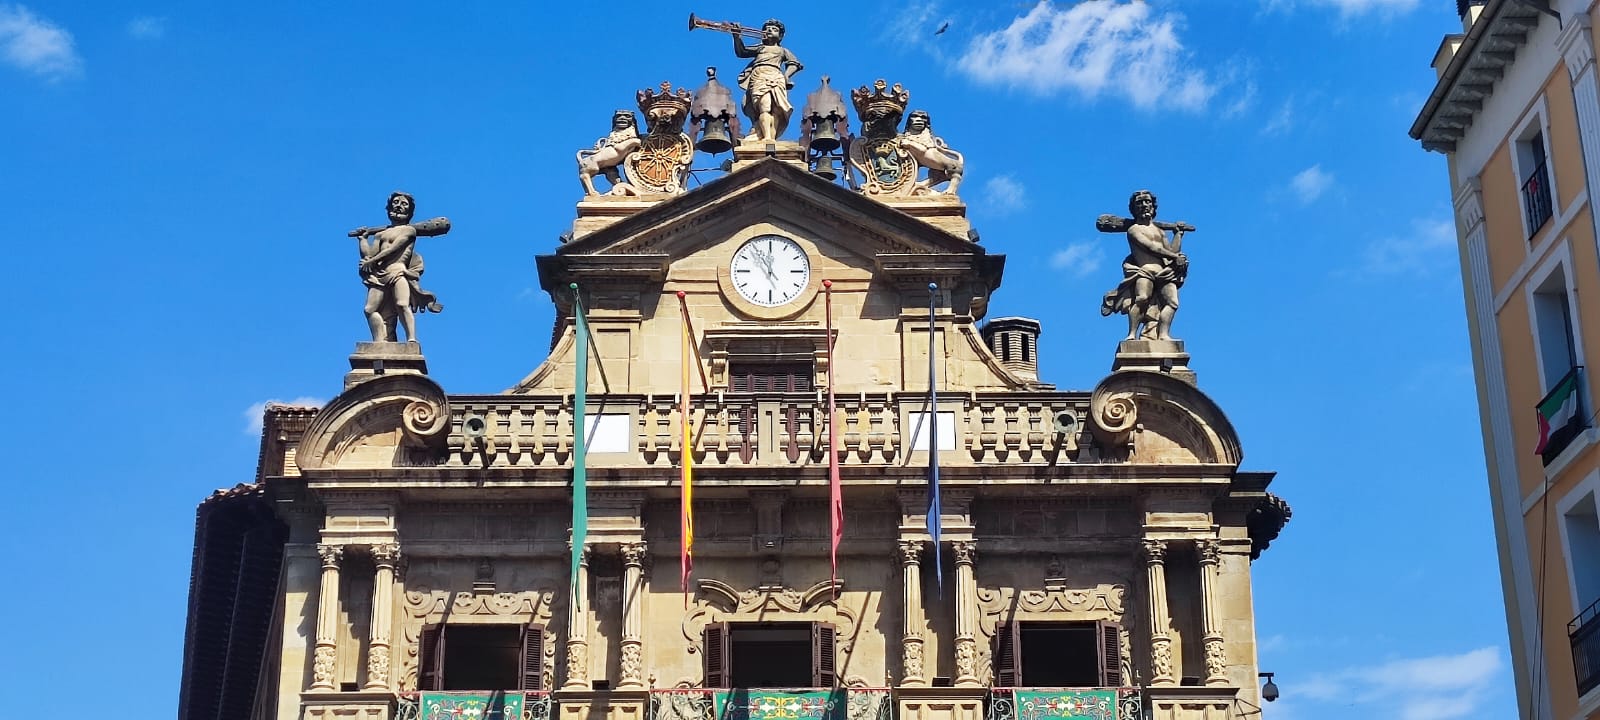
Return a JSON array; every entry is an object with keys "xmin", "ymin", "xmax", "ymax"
[
  {"xmin": 418, "ymin": 624, "xmax": 543, "ymax": 692},
  {"xmin": 729, "ymin": 363, "xmax": 813, "ymax": 393},
  {"xmin": 995, "ymin": 621, "xmax": 1122, "ymax": 688},
  {"xmin": 1520, "ymin": 131, "xmax": 1553, "ymax": 234},
  {"xmin": 704, "ymin": 622, "xmax": 836, "ymax": 688}
]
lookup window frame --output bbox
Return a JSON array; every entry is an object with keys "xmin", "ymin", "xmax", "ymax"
[
  {"xmin": 1509, "ymin": 95, "xmax": 1558, "ymax": 240},
  {"xmin": 417, "ymin": 622, "xmax": 545, "ymax": 692},
  {"xmin": 1523, "ymin": 242, "xmax": 1585, "ymax": 395},
  {"xmin": 994, "ymin": 619, "xmax": 1123, "ymax": 688},
  {"xmin": 702, "ymin": 620, "xmax": 837, "ymax": 688}
]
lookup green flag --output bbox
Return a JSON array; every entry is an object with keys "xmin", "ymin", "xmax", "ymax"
[{"xmin": 570, "ymin": 283, "xmax": 589, "ymax": 609}]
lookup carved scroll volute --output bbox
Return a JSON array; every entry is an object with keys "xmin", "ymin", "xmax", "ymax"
[
  {"xmin": 1089, "ymin": 389, "xmax": 1138, "ymax": 447},
  {"xmin": 402, "ymin": 399, "xmax": 450, "ymax": 448}
]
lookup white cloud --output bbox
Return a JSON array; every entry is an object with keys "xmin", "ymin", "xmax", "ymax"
[
  {"xmin": 0, "ymin": 4, "xmax": 80, "ymax": 80},
  {"xmin": 1361, "ymin": 217, "xmax": 1455, "ymax": 275},
  {"xmin": 1290, "ymin": 164, "xmax": 1333, "ymax": 204},
  {"xmin": 1262, "ymin": 97, "xmax": 1295, "ymax": 135},
  {"xmin": 127, "ymin": 16, "xmax": 164, "ymax": 39},
  {"xmin": 1049, "ymin": 241, "xmax": 1104, "ymax": 278},
  {"xmin": 1263, "ymin": 0, "xmax": 1420, "ymax": 17},
  {"xmin": 982, "ymin": 175, "xmax": 1028, "ymax": 214},
  {"xmin": 1292, "ymin": 647, "xmax": 1501, "ymax": 720},
  {"xmin": 244, "ymin": 397, "xmax": 325, "ymax": 435},
  {"xmin": 956, "ymin": 1, "xmax": 1216, "ymax": 111}
]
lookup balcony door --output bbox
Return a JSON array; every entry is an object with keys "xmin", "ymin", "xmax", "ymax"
[{"xmin": 704, "ymin": 621, "xmax": 836, "ymax": 688}]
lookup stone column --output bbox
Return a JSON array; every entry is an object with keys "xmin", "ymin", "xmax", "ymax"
[
  {"xmin": 897, "ymin": 540, "xmax": 927, "ymax": 686},
  {"xmin": 311, "ymin": 544, "xmax": 344, "ymax": 691},
  {"xmin": 563, "ymin": 543, "xmax": 591, "ymax": 690},
  {"xmin": 619, "ymin": 541, "xmax": 648, "ymax": 688},
  {"xmin": 952, "ymin": 540, "xmax": 980, "ymax": 686},
  {"xmin": 1196, "ymin": 539, "xmax": 1227, "ymax": 686},
  {"xmin": 363, "ymin": 543, "xmax": 400, "ymax": 691},
  {"xmin": 1142, "ymin": 539, "xmax": 1175, "ymax": 686}
]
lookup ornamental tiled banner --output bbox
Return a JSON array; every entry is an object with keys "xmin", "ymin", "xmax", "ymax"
[
  {"xmin": 420, "ymin": 691, "xmax": 525, "ymax": 720},
  {"xmin": 1012, "ymin": 690, "xmax": 1118, "ymax": 720},
  {"xmin": 716, "ymin": 689, "xmax": 845, "ymax": 720}
]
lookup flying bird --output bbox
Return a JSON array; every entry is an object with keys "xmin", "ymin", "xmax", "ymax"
[{"xmin": 935, "ymin": 21, "xmax": 950, "ymax": 35}]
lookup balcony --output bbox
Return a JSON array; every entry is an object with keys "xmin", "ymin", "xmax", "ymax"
[
  {"xmin": 396, "ymin": 691, "xmax": 552, "ymax": 720},
  {"xmin": 443, "ymin": 391, "xmax": 1087, "ymax": 470},
  {"xmin": 1573, "ymin": 597, "xmax": 1600, "ymax": 697},
  {"xmin": 1538, "ymin": 366, "xmax": 1588, "ymax": 466},
  {"xmin": 648, "ymin": 688, "xmax": 893, "ymax": 720},
  {"xmin": 1523, "ymin": 160, "xmax": 1553, "ymax": 236},
  {"xmin": 987, "ymin": 688, "xmax": 1142, "ymax": 720}
]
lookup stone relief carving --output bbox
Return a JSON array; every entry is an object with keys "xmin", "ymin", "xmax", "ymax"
[
  {"xmin": 620, "ymin": 641, "xmax": 643, "ymax": 685},
  {"xmin": 898, "ymin": 110, "xmax": 964, "ymax": 196},
  {"xmin": 1203, "ymin": 636, "xmax": 1226, "ymax": 683},
  {"xmin": 1150, "ymin": 636, "xmax": 1174, "ymax": 683},
  {"xmin": 679, "ymin": 578, "xmax": 858, "ymax": 656},
  {"xmin": 1086, "ymin": 371, "xmax": 1242, "ymax": 466},
  {"xmin": 975, "ymin": 582, "xmax": 1129, "ymax": 685},
  {"xmin": 578, "ymin": 110, "xmax": 644, "ymax": 196},
  {"xmin": 398, "ymin": 586, "xmax": 555, "ymax": 692},
  {"xmin": 902, "ymin": 638, "xmax": 924, "ymax": 682},
  {"xmin": 848, "ymin": 80, "xmax": 917, "ymax": 196},
  {"xmin": 624, "ymin": 82, "xmax": 697, "ymax": 196},
  {"xmin": 313, "ymin": 644, "xmax": 337, "ymax": 689},
  {"xmin": 367, "ymin": 645, "xmax": 390, "ymax": 689},
  {"xmin": 954, "ymin": 638, "xmax": 977, "ymax": 681}
]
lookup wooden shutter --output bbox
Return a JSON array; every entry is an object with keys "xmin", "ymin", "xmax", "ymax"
[
  {"xmin": 703, "ymin": 623, "xmax": 730, "ymax": 688},
  {"xmin": 521, "ymin": 625, "xmax": 545, "ymax": 691},
  {"xmin": 419, "ymin": 624, "xmax": 444, "ymax": 691},
  {"xmin": 812, "ymin": 623, "xmax": 837, "ymax": 688},
  {"xmin": 1097, "ymin": 621, "xmax": 1123, "ymax": 687},
  {"xmin": 994, "ymin": 622, "xmax": 1021, "ymax": 687}
]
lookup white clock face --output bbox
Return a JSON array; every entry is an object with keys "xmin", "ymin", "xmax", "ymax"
[{"xmin": 730, "ymin": 235, "xmax": 811, "ymax": 307}]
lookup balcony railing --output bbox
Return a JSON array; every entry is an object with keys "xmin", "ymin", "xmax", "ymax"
[
  {"xmin": 1572, "ymin": 597, "xmax": 1600, "ymax": 697},
  {"xmin": 1523, "ymin": 160, "xmax": 1553, "ymax": 236},
  {"xmin": 648, "ymin": 688, "xmax": 893, "ymax": 720},
  {"xmin": 395, "ymin": 691, "xmax": 553, "ymax": 720},
  {"xmin": 987, "ymin": 688, "xmax": 1142, "ymax": 720},
  {"xmin": 442, "ymin": 392, "xmax": 1086, "ymax": 470},
  {"xmin": 1538, "ymin": 366, "xmax": 1588, "ymax": 465}
]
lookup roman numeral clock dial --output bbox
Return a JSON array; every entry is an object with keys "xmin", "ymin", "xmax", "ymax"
[{"xmin": 729, "ymin": 235, "xmax": 811, "ymax": 307}]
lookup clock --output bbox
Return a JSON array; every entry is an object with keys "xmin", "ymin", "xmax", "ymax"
[{"xmin": 729, "ymin": 234, "xmax": 811, "ymax": 307}]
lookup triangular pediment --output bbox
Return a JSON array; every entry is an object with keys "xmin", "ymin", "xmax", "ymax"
[{"xmin": 553, "ymin": 158, "xmax": 982, "ymax": 262}]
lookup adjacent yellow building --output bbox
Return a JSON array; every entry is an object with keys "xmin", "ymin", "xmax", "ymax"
[{"xmin": 1413, "ymin": 1, "xmax": 1600, "ymax": 717}]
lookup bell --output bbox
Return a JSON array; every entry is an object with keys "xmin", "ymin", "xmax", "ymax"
[
  {"xmin": 811, "ymin": 154, "xmax": 839, "ymax": 182},
  {"xmin": 697, "ymin": 116, "xmax": 734, "ymax": 154},
  {"xmin": 808, "ymin": 115, "xmax": 840, "ymax": 153}
]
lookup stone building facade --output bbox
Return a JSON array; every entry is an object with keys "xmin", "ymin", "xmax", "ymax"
[{"xmin": 182, "ymin": 79, "xmax": 1289, "ymax": 720}]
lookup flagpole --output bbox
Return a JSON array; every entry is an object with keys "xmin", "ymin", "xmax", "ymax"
[
  {"xmin": 927, "ymin": 283, "xmax": 943, "ymax": 593},
  {"xmin": 825, "ymin": 280, "xmax": 842, "ymax": 599},
  {"xmin": 570, "ymin": 283, "xmax": 589, "ymax": 611}
]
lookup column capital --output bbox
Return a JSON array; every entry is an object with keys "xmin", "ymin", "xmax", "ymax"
[
  {"xmin": 1453, "ymin": 176, "xmax": 1484, "ymax": 235},
  {"xmin": 952, "ymin": 539, "xmax": 977, "ymax": 564},
  {"xmin": 897, "ymin": 539, "xmax": 923, "ymax": 565},
  {"xmin": 317, "ymin": 544, "xmax": 344, "ymax": 568},
  {"xmin": 1560, "ymin": 14, "xmax": 1595, "ymax": 81},
  {"xmin": 1196, "ymin": 538, "xmax": 1221, "ymax": 566},
  {"xmin": 370, "ymin": 542, "xmax": 401, "ymax": 568},
  {"xmin": 621, "ymin": 541, "xmax": 649, "ymax": 566},
  {"xmin": 1141, "ymin": 538, "xmax": 1166, "ymax": 564}
]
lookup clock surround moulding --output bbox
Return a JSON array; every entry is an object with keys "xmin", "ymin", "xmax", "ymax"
[{"xmin": 716, "ymin": 224, "xmax": 823, "ymax": 321}]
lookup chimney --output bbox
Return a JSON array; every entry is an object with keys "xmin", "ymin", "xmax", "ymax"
[
  {"xmin": 1458, "ymin": 0, "xmax": 1488, "ymax": 31},
  {"xmin": 981, "ymin": 317, "xmax": 1042, "ymax": 383}
]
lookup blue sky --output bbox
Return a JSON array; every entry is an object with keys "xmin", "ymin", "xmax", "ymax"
[{"xmin": 1, "ymin": 1, "xmax": 1508, "ymax": 718}]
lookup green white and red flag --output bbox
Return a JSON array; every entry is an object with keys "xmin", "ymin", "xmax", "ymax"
[{"xmin": 1536, "ymin": 371, "xmax": 1581, "ymax": 454}]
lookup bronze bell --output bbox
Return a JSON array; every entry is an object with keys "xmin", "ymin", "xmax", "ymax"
[
  {"xmin": 811, "ymin": 154, "xmax": 839, "ymax": 181},
  {"xmin": 697, "ymin": 116, "xmax": 734, "ymax": 154},
  {"xmin": 808, "ymin": 115, "xmax": 841, "ymax": 152},
  {"xmin": 691, "ymin": 66, "xmax": 740, "ymax": 155}
]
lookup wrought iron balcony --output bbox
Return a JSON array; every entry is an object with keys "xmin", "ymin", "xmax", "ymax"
[
  {"xmin": 1572, "ymin": 597, "xmax": 1600, "ymax": 697},
  {"xmin": 395, "ymin": 691, "xmax": 553, "ymax": 720},
  {"xmin": 1538, "ymin": 366, "xmax": 1588, "ymax": 465},
  {"xmin": 649, "ymin": 688, "xmax": 893, "ymax": 720},
  {"xmin": 987, "ymin": 688, "xmax": 1142, "ymax": 720},
  {"xmin": 1523, "ymin": 161, "xmax": 1553, "ymax": 236}
]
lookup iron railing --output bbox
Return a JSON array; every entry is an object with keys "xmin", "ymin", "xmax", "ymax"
[
  {"xmin": 648, "ymin": 688, "xmax": 893, "ymax": 720},
  {"xmin": 1572, "ymin": 596, "xmax": 1600, "ymax": 697},
  {"xmin": 1538, "ymin": 366, "xmax": 1587, "ymax": 465},
  {"xmin": 1523, "ymin": 160, "xmax": 1553, "ymax": 236},
  {"xmin": 395, "ymin": 691, "xmax": 553, "ymax": 720},
  {"xmin": 987, "ymin": 688, "xmax": 1142, "ymax": 720}
]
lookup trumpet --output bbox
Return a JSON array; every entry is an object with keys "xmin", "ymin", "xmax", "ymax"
[{"xmin": 688, "ymin": 13, "xmax": 764, "ymax": 41}]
